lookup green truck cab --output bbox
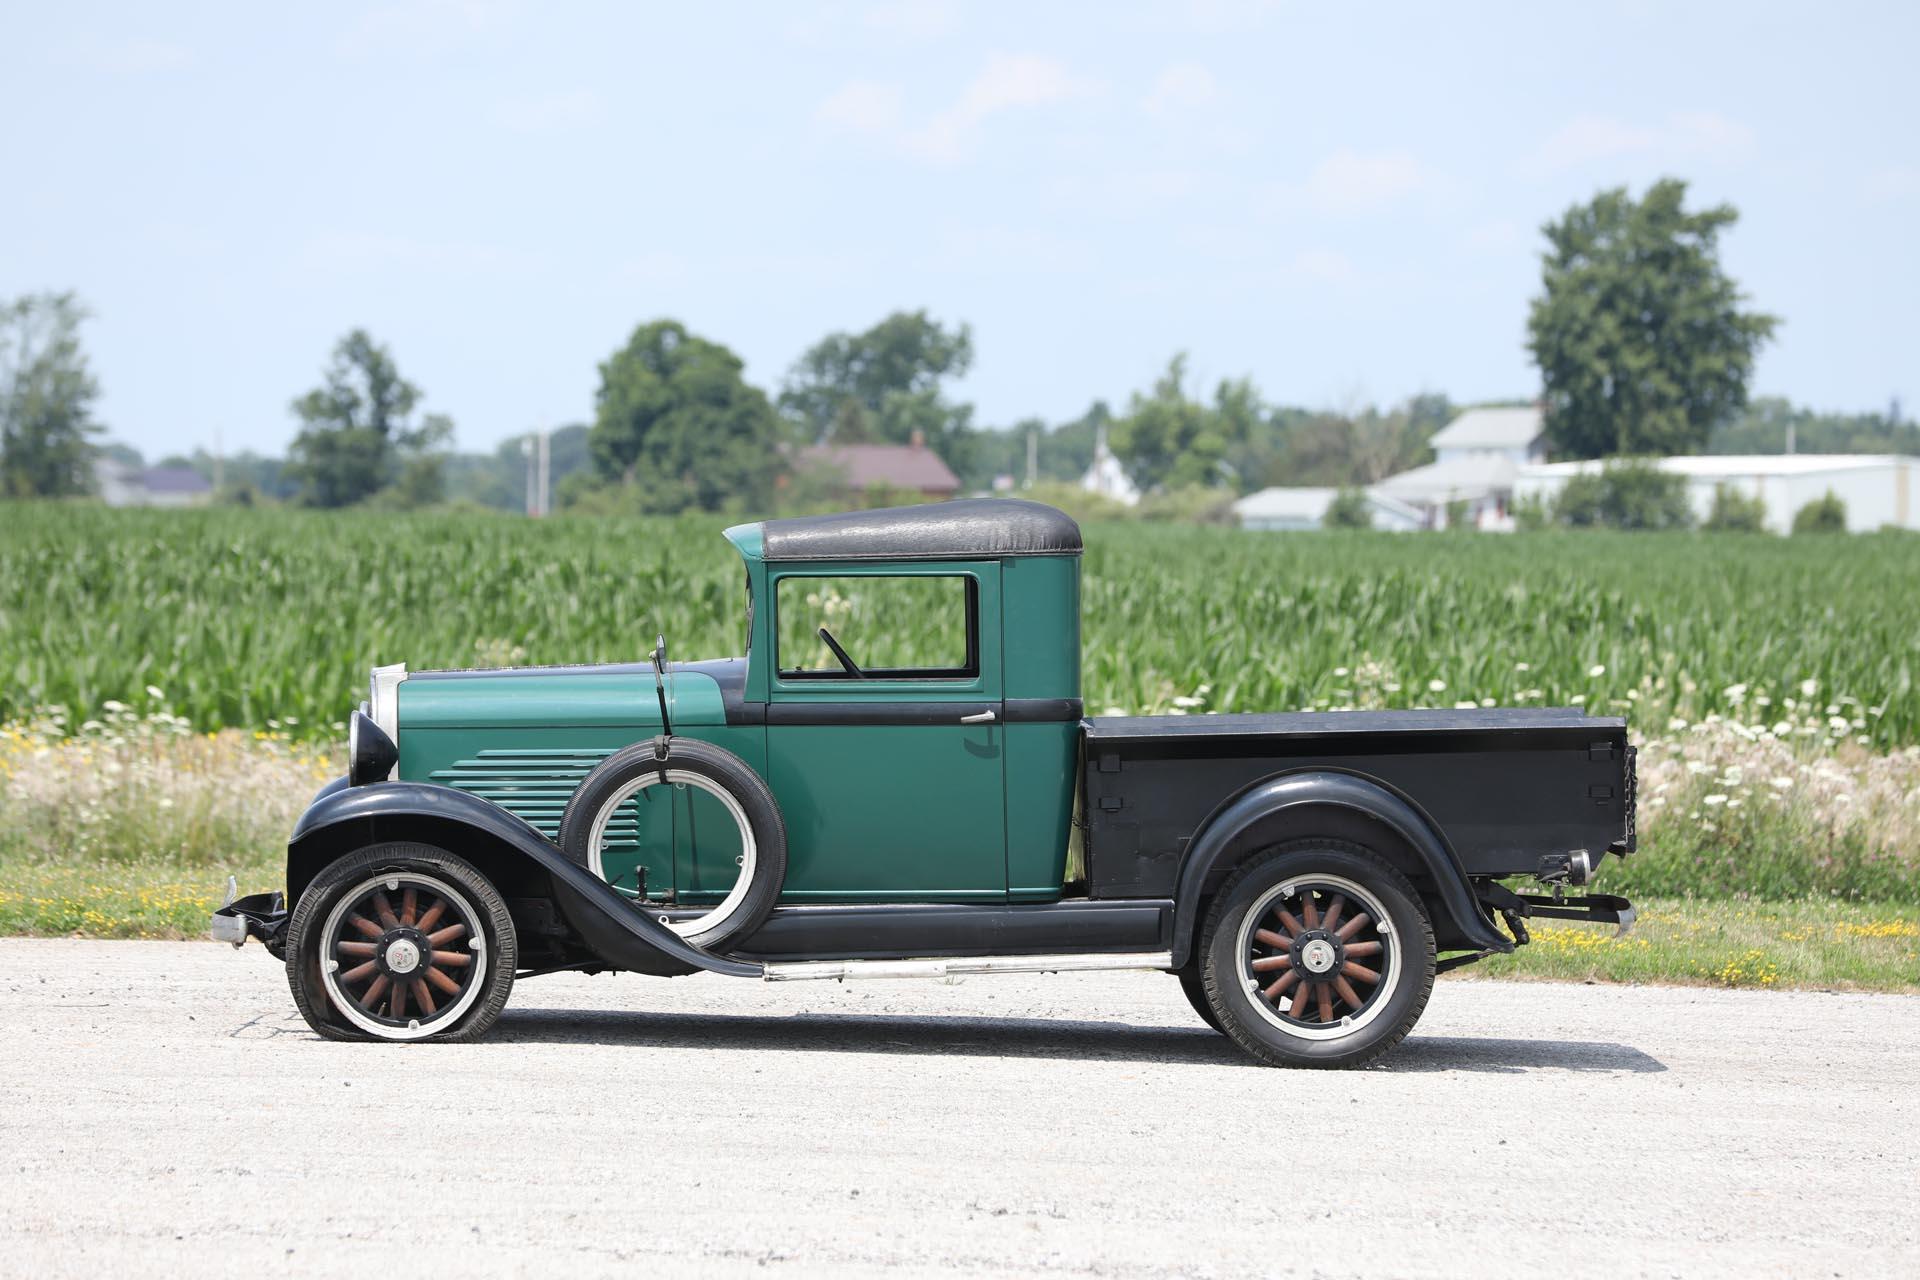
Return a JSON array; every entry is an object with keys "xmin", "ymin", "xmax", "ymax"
[{"xmin": 215, "ymin": 499, "xmax": 1638, "ymax": 1068}]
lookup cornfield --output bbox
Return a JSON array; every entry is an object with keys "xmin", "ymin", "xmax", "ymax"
[{"xmin": 1, "ymin": 503, "xmax": 1914, "ymax": 746}]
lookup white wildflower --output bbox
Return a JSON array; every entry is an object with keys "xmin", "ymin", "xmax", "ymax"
[
  {"xmin": 1588, "ymin": 664, "xmax": 1606, "ymax": 678},
  {"xmin": 1800, "ymin": 678, "xmax": 1819, "ymax": 697},
  {"xmin": 1703, "ymin": 794, "xmax": 1727, "ymax": 806},
  {"xmin": 1427, "ymin": 679, "xmax": 1446, "ymax": 693}
]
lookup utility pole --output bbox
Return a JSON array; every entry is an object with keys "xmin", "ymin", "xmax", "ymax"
[
  {"xmin": 522, "ymin": 435, "xmax": 536, "ymax": 516},
  {"xmin": 1026, "ymin": 423, "xmax": 1038, "ymax": 489},
  {"xmin": 537, "ymin": 424, "xmax": 550, "ymax": 517}
]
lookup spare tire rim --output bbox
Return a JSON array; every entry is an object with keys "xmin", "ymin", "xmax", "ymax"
[
  {"xmin": 1233, "ymin": 872, "xmax": 1400, "ymax": 1042},
  {"xmin": 586, "ymin": 769, "xmax": 759, "ymax": 939},
  {"xmin": 320, "ymin": 871, "xmax": 486, "ymax": 1041}
]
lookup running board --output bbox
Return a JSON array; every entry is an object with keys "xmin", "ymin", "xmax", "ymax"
[{"xmin": 760, "ymin": 951, "xmax": 1174, "ymax": 982}]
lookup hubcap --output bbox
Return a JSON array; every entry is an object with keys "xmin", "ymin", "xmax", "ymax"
[
  {"xmin": 1299, "ymin": 936, "xmax": 1338, "ymax": 975},
  {"xmin": 384, "ymin": 937, "xmax": 421, "ymax": 974}
]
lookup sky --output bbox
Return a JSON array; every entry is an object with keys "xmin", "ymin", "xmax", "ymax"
[{"xmin": 3, "ymin": 1, "xmax": 1916, "ymax": 460}]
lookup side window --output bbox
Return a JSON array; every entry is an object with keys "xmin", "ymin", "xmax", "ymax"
[{"xmin": 776, "ymin": 575, "xmax": 977, "ymax": 679}]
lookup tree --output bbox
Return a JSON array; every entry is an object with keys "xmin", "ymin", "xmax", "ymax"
[
  {"xmin": 1528, "ymin": 178, "xmax": 1776, "ymax": 459},
  {"xmin": 1112, "ymin": 355, "xmax": 1230, "ymax": 491},
  {"xmin": 780, "ymin": 311, "xmax": 975, "ymax": 466},
  {"xmin": 1710, "ymin": 396, "xmax": 1920, "ymax": 456},
  {"xmin": 1324, "ymin": 488, "xmax": 1373, "ymax": 529},
  {"xmin": 1791, "ymin": 491, "xmax": 1847, "ymax": 534},
  {"xmin": 1703, "ymin": 483, "xmax": 1768, "ymax": 532},
  {"xmin": 1552, "ymin": 459, "xmax": 1694, "ymax": 530},
  {"xmin": 285, "ymin": 330, "xmax": 452, "ymax": 507},
  {"xmin": 588, "ymin": 319, "xmax": 782, "ymax": 513},
  {"xmin": 0, "ymin": 292, "xmax": 101, "ymax": 498}
]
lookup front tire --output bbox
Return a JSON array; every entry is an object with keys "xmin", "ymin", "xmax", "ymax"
[
  {"xmin": 286, "ymin": 843, "xmax": 517, "ymax": 1043},
  {"xmin": 1200, "ymin": 842, "xmax": 1434, "ymax": 1069}
]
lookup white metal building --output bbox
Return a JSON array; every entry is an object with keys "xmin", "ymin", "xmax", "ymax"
[
  {"xmin": 1513, "ymin": 454, "xmax": 1919, "ymax": 534},
  {"xmin": 1232, "ymin": 486, "xmax": 1425, "ymax": 532}
]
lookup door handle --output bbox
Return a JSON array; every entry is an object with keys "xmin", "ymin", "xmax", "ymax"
[{"xmin": 959, "ymin": 709, "xmax": 996, "ymax": 724}]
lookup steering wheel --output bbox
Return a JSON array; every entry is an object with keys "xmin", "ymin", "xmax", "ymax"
[{"xmin": 817, "ymin": 626, "xmax": 864, "ymax": 678}]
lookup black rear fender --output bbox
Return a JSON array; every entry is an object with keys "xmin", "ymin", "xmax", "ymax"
[
  {"xmin": 286, "ymin": 781, "xmax": 761, "ymax": 979},
  {"xmin": 1168, "ymin": 769, "xmax": 1512, "ymax": 966}
]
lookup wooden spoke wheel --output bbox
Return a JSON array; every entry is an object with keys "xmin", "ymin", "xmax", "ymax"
[
  {"xmin": 1235, "ymin": 874, "xmax": 1398, "ymax": 1039},
  {"xmin": 1201, "ymin": 843, "xmax": 1435, "ymax": 1068},
  {"xmin": 318, "ymin": 870, "xmax": 488, "ymax": 1040}
]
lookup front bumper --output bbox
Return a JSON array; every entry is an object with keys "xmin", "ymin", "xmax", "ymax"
[{"xmin": 211, "ymin": 878, "xmax": 290, "ymax": 956}]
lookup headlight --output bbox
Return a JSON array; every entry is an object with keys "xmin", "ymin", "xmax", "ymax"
[{"xmin": 348, "ymin": 709, "xmax": 398, "ymax": 787}]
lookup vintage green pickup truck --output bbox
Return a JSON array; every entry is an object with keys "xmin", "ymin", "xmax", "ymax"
[{"xmin": 215, "ymin": 499, "xmax": 1636, "ymax": 1068}]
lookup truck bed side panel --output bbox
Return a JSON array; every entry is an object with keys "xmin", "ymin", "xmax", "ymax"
[{"xmin": 1082, "ymin": 710, "xmax": 1630, "ymax": 898}]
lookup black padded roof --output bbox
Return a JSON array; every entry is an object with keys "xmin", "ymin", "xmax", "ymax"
[{"xmin": 757, "ymin": 498, "xmax": 1082, "ymax": 562}]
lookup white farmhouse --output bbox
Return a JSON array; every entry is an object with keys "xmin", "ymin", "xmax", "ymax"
[
  {"xmin": 1372, "ymin": 406, "xmax": 1545, "ymax": 531},
  {"xmin": 1233, "ymin": 486, "xmax": 1424, "ymax": 532},
  {"xmin": 1515, "ymin": 454, "xmax": 1920, "ymax": 534},
  {"xmin": 94, "ymin": 458, "xmax": 213, "ymax": 508}
]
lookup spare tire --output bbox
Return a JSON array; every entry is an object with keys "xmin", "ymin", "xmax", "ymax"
[{"xmin": 558, "ymin": 737, "xmax": 787, "ymax": 953}]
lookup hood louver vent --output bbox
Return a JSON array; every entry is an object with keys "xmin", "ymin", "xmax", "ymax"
[{"xmin": 429, "ymin": 748, "xmax": 640, "ymax": 848}]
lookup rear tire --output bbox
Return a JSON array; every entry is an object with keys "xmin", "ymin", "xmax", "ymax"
[
  {"xmin": 1200, "ymin": 841, "xmax": 1434, "ymax": 1069},
  {"xmin": 1176, "ymin": 967, "xmax": 1225, "ymax": 1034},
  {"xmin": 286, "ymin": 843, "xmax": 516, "ymax": 1043}
]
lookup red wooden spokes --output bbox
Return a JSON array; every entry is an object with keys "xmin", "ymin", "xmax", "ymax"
[
  {"xmin": 330, "ymin": 882, "xmax": 477, "ymax": 1025},
  {"xmin": 1245, "ymin": 882, "xmax": 1389, "ymax": 1026}
]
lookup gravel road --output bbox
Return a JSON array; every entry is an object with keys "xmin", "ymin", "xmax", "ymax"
[{"xmin": 1, "ymin": 939, "xmax": 1916, "ymax": 1278}]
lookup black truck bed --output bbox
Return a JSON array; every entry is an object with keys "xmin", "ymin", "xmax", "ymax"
[{"xmin": 1082, "ymin": 707, "xmax": 1635, "ymax": 909}]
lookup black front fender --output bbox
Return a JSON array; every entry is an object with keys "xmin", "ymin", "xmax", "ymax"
[
  {"xmin": 1168, "ymin": 769, "xmax": 1511, "ymax": 967},
  {"xmin": 288, "ymin": 781, "xmax": 762, "ymax": 979}
]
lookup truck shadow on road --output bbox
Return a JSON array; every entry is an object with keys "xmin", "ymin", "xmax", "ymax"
[{"xmin": 487, "ymin": 1008, "xmax": 1665, "ymax": 1073}]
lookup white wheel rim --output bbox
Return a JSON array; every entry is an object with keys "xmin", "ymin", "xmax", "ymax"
[
  {"xmin": 319, "ymin": 871, "xmax": 487, "ymax": 1042},
  {"xmin": 585, "ymin": 769, "xmax": 758, "ymax": 939},
  {"xmin": 1233, "ymin": 872, "xmax": 1402, "ymax": 1042}
]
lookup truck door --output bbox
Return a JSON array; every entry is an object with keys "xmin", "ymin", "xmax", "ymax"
[{"xmin": 763, "ymin": 562, "xmax": 1006, "ymax": 901}]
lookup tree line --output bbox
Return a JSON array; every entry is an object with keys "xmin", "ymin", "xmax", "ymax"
[{"xmin": 4, "ymin": 178, "xmax": 1912, "ymax": 514}]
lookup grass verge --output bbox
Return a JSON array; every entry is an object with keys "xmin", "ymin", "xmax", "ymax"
[{"xmin": 1461, "ymin": 897, "xmax": 1920, "ymax": 992}]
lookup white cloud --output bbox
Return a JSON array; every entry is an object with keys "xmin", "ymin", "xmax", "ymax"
[
  {"xmin": 1143, "ymin": 61, "xmax": 1222, "ymax": 119},
  {"xmin": 1533, "ymin": 111, "xmax": 1754, "ymax": 171},
  {"xmin": 910, "ymin": 53, "xmax": 1097, "ymax": 162},
  {"xmin": 817, "ymin": 53, "xmax": 1097, "ymax": 165},
  {"xmin": 815, "ymin": 80, "xmax": 904, "ymax": 136},
  {"xmin": 1303, "ymin": 149, "xmax": 1429, "ymax": 214},
  {"xmin": 495, "ymin": 89, "xmax": 602, "ymax": 135}
]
